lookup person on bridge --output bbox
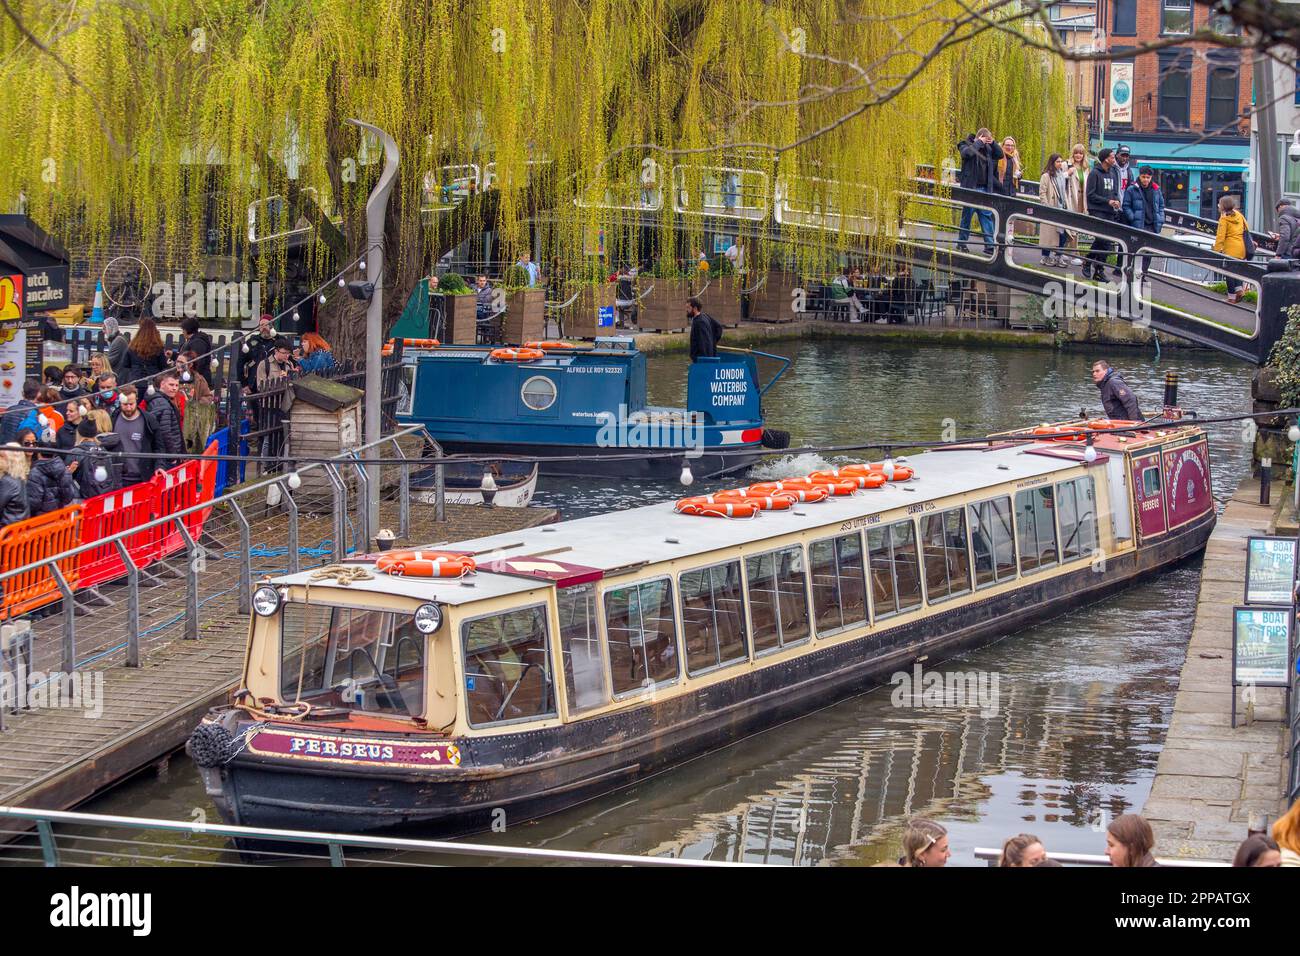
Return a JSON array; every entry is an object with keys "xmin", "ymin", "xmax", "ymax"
[
  {"xmin": 995, "ymin": 137, "xmax": 1022, "ymax": 196},
  {"xmin": 1083, "ymin": 148, "xmax": 1124, "ymax": 282},
  {"xmin": 111, "ymin": 385, "xmax": 159, "ymax": 486},
  {"xmin": 687, "ymin": 297, "xmax": 723, "ymax": 362},
  {"xmin": 1091, "ymin": 360, "xmax": 1143, "ymax": 421},
  {"xmin": 1213, "ymin": 194, "xmax": 1251, "ymax": 304},
  {"xmin": 1121, "ymin": 166, "xmax": 1165, "ymax": 281},
  {"xmin": 1269, "ymin": 199, "xmax": 1300, "ymax": 261},
  {"xmin": 955, "ymin": 128, "xmax": 1003, "ymax": 255},
  {"xmin": 1037, "ymin": 154, "xmax": 1073, "ymax": 267},
  {"xmin": 1114, "ymin": 145, "xmax": 1136, "ymax": 194}
]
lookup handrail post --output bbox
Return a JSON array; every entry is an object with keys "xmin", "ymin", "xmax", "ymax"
[
  {"xmin": 35, "ymin": 820, "xmax": 59, "ymax": 866},
  {"xmin": 278, "ymin": 480, "xmax": 300, "ymax": 575},
  {"xmin": 421, "ymin": 427, "xmax": 446, "ymax": 523},
  {"xmin": 175, "ymin": 518, "xmax": 200, "ymax": 641},
  {"xmin": 390, "ymin": 440, "xmax": 411, "ymax": 539},
  {"xmin": 322, "ymin": 463, "xmax": 348, "ymax": 561},
  {"xmin": 230, "ymin": 499, "xmax": 252, "ymax": 613},
  {"xmin": 49, "ymin": 564, "xmax": 76, "ymax": 674},
  {"xmin": 349, "ymin": 452, "xmax": 373, "ymax": 550},
  {"xmin": 112, "ymin": 539, "xmax": 141, "ymax": 667}
]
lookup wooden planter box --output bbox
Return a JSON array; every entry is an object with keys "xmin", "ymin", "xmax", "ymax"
[
  {"xmin": 502, "ymin": 288, "xmax": 546, "ymax": 344},
  {"xmin": 637, "ymin": 278, "xmax": 693, "ymax": 332},
  {"xmin": 288, "ymin": 377, "xmax": 363, "ymax": 501},
  {"xmin": 749, "ymin": 271, "xmax": 801, "ymax": 323},
  {"xmin": 444, "ymin": 294, "xmax": 480, "ymax": 345},
  {"xmin": 696, "ymin": 275, "xmax": 742, "ymax": 328},
  {"xmin": 563, "ymin": 282, "xmax": 616, "ymax": 339}
]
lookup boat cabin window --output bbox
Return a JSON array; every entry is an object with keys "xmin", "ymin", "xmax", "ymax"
[
  {"xmin": 921, "ymin": 508, "xmax": 972, "ymax": 602},
  {"xmin": 558, "ymin": 584, "xmax": 608, "ymax": 714},
  {"xmin": 680, "ymin": 561, "xmax": 749, "ymax": 675},
  {"xmin": 745, "ymin": 545, "xmax": 811, "ymax": 654},
  {"xmin": 604, "ymin": 578, "xmax": 680, "ymax": 697},
  {"xmin": 461, "ymin": 604, "xmax": 557, "ymax": 728},
  {"xmin": 810, "ymin": 532, "xmax": 868, "ymax": 635},
  {"xmin": 1056, "ymin": 475, "xmax": 1098, "ymax": 562},
  {"xmin": 1141, "ymin": 465, "xmax": 1161, "ymax": 497},
  {"xmin": 280, "ymin": 603, "xmax": 425, "ymax": 718},
  {"xmin": 969, "ymin": 497, "xmax": 1017, "ymax": 589},
  {"xmin": 866, "ymin": 519, "xmax": 923, "ymax": 618},
  {"xmin": 1016, "ymin": 486, "xmax": 1059, "ymax": 574}
]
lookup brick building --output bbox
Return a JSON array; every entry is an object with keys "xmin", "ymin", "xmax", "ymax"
[{"xmin": 1089, "ymin": 0, "xmax": 1251, "ymax": 217}]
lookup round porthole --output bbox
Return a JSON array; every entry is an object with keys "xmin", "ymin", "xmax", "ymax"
[{"xmin": 521, "ymin": 375, "xmax": 557, "ymax": 411}]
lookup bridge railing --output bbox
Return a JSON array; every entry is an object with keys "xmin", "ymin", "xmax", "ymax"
[{"xmin": 972, "ymin": 846, "xmax": 1229, "ymax": 867}]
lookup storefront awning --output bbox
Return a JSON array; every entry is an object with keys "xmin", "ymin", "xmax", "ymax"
[
  {"xmin": 0, "ymin": 215, "xmax": 71, "ymax": 313},
  {"xmin": 1145, "ymin": 160, "xmax": 1247, "ymax": 173}
]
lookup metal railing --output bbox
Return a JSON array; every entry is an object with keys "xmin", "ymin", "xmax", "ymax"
[
  {"xmin": 0, "ymin": 806, "xmax": 755, "ymax": 867},
  {"xmin": 0, "ymin": 424, "xmax": 445, "ymax": 685},
  {"xmin": 973, "ymin": 847, "xmax": 1230, "ymax": 867}
]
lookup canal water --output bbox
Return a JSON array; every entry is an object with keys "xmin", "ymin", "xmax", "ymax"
[{"xmin": 85, "ymin": 339, "xmax": 1254, "ymax": 866}]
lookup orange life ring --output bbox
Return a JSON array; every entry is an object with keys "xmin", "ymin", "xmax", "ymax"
[
  {"xmin": 675, "ymin": 500, "xmax": 760, "ymax": 518},
  {"xmin": 744, "ymin": 481, "xmax": 831, "ymax": 502},
  {"xmin": 376, "ymin": 550, "xmax": 477, "ymax": 577},
  {"xmin": 524, "ymin": 341, "xmax": 576, "ymax": 350},
  {"xmin": 490, "ymin": 347, "xmax": 546, "ymax": 362},
  {"xmin": 839, "ymin": 463, "xmax": 914, "ymax": 481},
  {"xmin": 1085, "ymin": 419, "xmax": 1139, "ymax": 431},
  {"xmin": 797, "ymin": 476, "xmax": 859, "ymax": 496},
  {"xmin": 741, "ymin": 495, "xmax": 795, "ymax": 511},
  {"xmin": 808, "ymin": 470, "xmax": 888, "ymax": 489},
  {"xmin": 1032, "ymin": 425, "xmax": 1085, "ymax": 442}
]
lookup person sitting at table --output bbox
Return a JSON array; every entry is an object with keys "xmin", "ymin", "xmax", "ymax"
[{"xmin": 886, "ymin": 267, "xmax": 918, "ymax": 323}]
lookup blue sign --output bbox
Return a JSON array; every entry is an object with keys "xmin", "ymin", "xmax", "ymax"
[
  {"xmin": 597, "ymin": 306, "xmax": 615, "ymax": 327},
  {"xmin": 686, "ymin": 357, "xmax": 761, "ymax": 424}
]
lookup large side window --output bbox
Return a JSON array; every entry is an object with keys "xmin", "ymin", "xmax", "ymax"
[
  {"xmin": 557, "ymin": 584, "xmax": 608, "ymax": 714},
  {"xmin": 461, "ymin": 604, "xmax": 556, "ymax": 728},
  {"xmin": 680, "ymin": 561, "xmax": 749, "ymax": 675},
  {"xmin": 1057, "ymin": 476, "xmax": 1098, "ymax": 562},
  {"xmin": 604, "ymin": 578, "xmax": 680, "ymax": 696},
  {"xmin": 1016, "ymin": 486, "xmax": 1059, "ymax": 574},
  {"xmin": 969, "ymin": 497, "xmax": 1017, "ymax": 588},
  {"xmin": 867, "ymin": 519, "xmax": 923, "ymax": 618},
  {"xmin": 745, "ymin": 545, "xmax": 811, "ymax": 654},
  {"xmin": 921, "ymin": 508, "xmax": 972, "ymax": 602},
  {"xmin": 810, "ymin": 532, "xmax": 868, "ymax": 635}
]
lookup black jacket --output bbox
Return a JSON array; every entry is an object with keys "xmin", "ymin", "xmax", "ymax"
[
  {"xmin": 0, "ymin": 473, "xmax": 30, "ymax": 526},
  {"xmin": 1276, "ymin": 203, "xmax": 1300, "ymax": 259},
  {"xmin": 0, "ymin": 399, "xmax": 36, "ymax": 445},
  {"xmin": 75, "ymin": 435, "xmax": 124, "ymax": 498},
  {"xmin": 689, "ymin": 311, "xmax": 724, "ymax": 362},
  {"xmin": 26, "ymin": 456, "xmax": 79, "ymax": 516},
  {"xmin": 122, "ymin": 348, "xmax": 168, "ymax": 387},
  {"xmin": 111, "ymin": 408, "xmax": 160, "ymax": 484},
  {"xmin": 55, "ymin": 420, "xmax": 79, "ymax": 462},
  {"xmin": 238, "ymin": 332, "xmax": 278, "ymax": 389},
  {"xmin": 1097, "ymin": 369, "xmax": 1143, "ymax": 421},
  {"xmin": 106, "ymin": 331, "xmax": 131, "ymax": 380},
  {"xmin": 1085, "ymin": 161, "xmax": 1122, "ymax": 219},
  {"xmin": 182, "ymin": 330, "xmax": 215, "ymax": 385},
  {"xmin": 957, "ymin": 135, "xmax": 1004, "ymax": 192},
  {"xmin": 147, "ymin": 394, "xmax": 184, "ymax": 468}
]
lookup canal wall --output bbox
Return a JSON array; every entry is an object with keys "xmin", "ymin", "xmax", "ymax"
[{"xmin": 1140, "ymin": 476, "xmax": 1292, "ymax": 862}]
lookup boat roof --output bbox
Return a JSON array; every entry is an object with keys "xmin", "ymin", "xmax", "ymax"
[{"xmin": 273, "ymin": 430, "xmax": 1196, "ymax": 606}]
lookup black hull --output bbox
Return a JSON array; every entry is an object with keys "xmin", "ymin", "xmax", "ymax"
[
  {"xmin": 434, "ymin": 440, "xmax": 765, "ymax": 480},
  {"xmin": 201, "ymin": 514, "xmax": 1214, "ymax": 838}
]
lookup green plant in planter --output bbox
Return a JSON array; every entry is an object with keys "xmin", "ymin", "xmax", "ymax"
[
  {"xmin": 1266, "ymin": 303, "xmax": 1300, "ymax": 410},
  {"xmin": 437, "ymin": 272, "xmax": 472, "ymax": 294},
  {"xmin": 1206, "ymin": 280, "xmax": 1257, "ymax": 303},
  {"xmin": 503, "ymin": 264, "xmax": 531, "ymax": 290}
]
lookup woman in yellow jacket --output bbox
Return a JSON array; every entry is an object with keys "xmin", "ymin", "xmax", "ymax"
[{"xmin": 1212, "ymin": 194, "xmax": 1250, "ymax": 303}]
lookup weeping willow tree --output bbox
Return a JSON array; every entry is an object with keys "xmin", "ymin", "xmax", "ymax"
[{"xmin": 0, "ymin": 0, "xmax": 1072, "ymax": 359}]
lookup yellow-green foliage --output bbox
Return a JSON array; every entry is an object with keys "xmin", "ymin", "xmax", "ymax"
[{"xmin": 0, "ymin": 0, "xmax": 1072, "ymax": 283}]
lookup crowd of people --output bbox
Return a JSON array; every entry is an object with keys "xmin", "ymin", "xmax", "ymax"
[
  {"xmin": 0, "ymin": 312, "xmax": 337, "ymax": 530},
  {"xmin": 888, "ymin": 800, "xmax": 1300, "ymax": 867}
]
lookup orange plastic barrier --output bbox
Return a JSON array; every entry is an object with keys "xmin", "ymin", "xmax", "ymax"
[
  {"xmin": 79, "ymin": 483, "xmax": 158, "ymax": 589},
  {"xmin": 190, "ymin": 441, "xmax": 219, "ymax": 538},
  {"xmin": 152, "ymin": 458, "xmax": 203, "ymax": 559},
  {"xmin": 0, "ymin": 504, "xmax": 84, "ymax": 620}
]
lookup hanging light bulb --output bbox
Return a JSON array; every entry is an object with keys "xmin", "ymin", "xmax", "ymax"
[
  {"xmin": 287, "ymin": 471, "xmax": 302, "ymax": 490},
  {"xmin": 1084, "ymin": 436, "xmax": 1098, "ymax": 464},
  {"xmin": 210, "ymin": 358, "xmax": 219, "ymax": 371},
  {"xmin": 1289, "ymin": 424, "xmax": 1300, "ymax": 443},
  {"xmin": 292, "ymin": 311, "xmax": 300, "ymax": 322},
  {"xmin": 182, "ymin": 371, "xmax": 192, "ymax": 383},
  {"xmin": 882, "ymin": 452, "xmax": 895, "ymax": 480},
  {"xmin": 338, "ymin": 277, "xmax": 346, "ymax": 288},
  {"xmin": 360, "ymin": 259, "xmax": 367, "ymax": 272},
  {"xmin": 680, "ymin": 461, "xmax": 694, "ymax": 486},
  {"xmin": 37, "ymin": 413, "xmax": 48, "ymax": 427},
  {"xmin": 147, "ymin": 383, "xmax": 156, "ymax": 396},
  {"xmin": 93, "ymin": 465, "xmax": 108, "ymax": 484},
  {"xmin": 242, "ymin": 341, "xmax": 250, "ymax": 353},
  {"xmin": 319, "ymin": 293, "xmax": 327, "ymax": 304}
]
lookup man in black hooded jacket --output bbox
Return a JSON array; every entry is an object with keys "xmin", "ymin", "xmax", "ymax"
[{"xmin": 27, "ymin": 442, "xmax": 79, "ymax": 514}]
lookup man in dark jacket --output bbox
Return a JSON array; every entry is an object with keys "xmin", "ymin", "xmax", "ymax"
[
  {"xmin": 1091, "ymin": 360, "xmax": 1143, "ymax": 421},
  {"xmin": 179, "ymin": 316, "xmax": 214, "ymax": 386},
  {"xmin": 956, "ymin": 128, "xmax": 1003, "ymax": 255},
  {"xmin": 72, "ymin": 420, "xmax": 123, "ymax": 498},
  {"xmin": 103, "ymin": 316, "xmax": 130, "ymax": 380},
  {"xmin": 0, "ymin": 380, "xmax": 41, "ymax": 445},
  {"xmin": 1083, "ymin": 148, "xmax": 1124, "ymax": 282},
  {"xmin": 687, "ymin": 297, "xmax": 723, "ymax": 361},
  {"xmin": 59, "ymin": 365, "xmax": 88, "ymax": 403},
  {"xmin": 1121, "ymin": 166, "xmax": 1165, "ymax": 280},
  {"xmin": 1269, "ymin": 200, "xmax": 1300, "ymax": 261},
  {"xmin": 237, "ymin": 314, "xmax": 278, "ymax": 392},
  {"xmin": 148, "ymin": 371, "xmax": 185, "ymax": 471},
  {"xmin": 111, "ymin": 385, "xmax": 159, "ymax": 484},
  {"xmin": 27, "ymin": 442, "xmax": 79, "ymax": 515}
]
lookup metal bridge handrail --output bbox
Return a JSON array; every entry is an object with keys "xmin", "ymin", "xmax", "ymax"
[
  {"xmin": 0, "ymin": 424, "xmax": 430, "ymax": 586},
  {"xmin": 972, "ymin": 847, "xmax": 1229, "ymax": 867},
  {"xmin": 0, "ymin": 806, "xmax": 760, "ymax": 867}
]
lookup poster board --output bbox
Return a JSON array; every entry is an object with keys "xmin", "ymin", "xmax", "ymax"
[
  {"xmin": 1245, "ymin": 536, "xmax": 1297, "ymax": 605},
  {"xmin": 1231, "ymin": 606, "xmax": 1292, "ymax": 689}
]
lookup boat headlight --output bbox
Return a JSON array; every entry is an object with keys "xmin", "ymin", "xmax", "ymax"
[
  {"xmin": 413, "ymin": 602, "xmax": 443, "ymax": 634},
  {"xmin": 252, "ymin": 585, "xmax": 282, "ymax": 617}
]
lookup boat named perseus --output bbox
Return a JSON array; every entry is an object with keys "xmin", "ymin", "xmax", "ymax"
[{"xmin": 189, "ymin": 418, "xmax": 1214, "ymax": 836}]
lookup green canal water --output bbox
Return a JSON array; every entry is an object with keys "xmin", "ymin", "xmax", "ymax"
[{"xmin": 84, "ymin": 339, "xmax": 1254, "ymax": 866}]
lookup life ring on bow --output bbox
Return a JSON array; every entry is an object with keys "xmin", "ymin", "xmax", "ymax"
[
  {"xmin": 376, "ymin": 550, "xmax": 477, "ymax": 577},
  {"xmin": 490, "ymin": 347, "xmax": 546, "ymax": 362},
  {"xmin": 809, "ymin": 469, "xmax": 888, "ymax": 489},
  {"xmin": 524, "ymin": 341, "xmax": 576, "ymax": 350},
  {"xmin": 744, "ymin": 480, "xmax": 834, "ymax": 501},
  {"xmin": 1085, "ymin": 419, "xmax": 1140, "ymax": 431},
  {"xmin": 839, "ymin": 463, "xmax": 915, "ymax": 481},
  {"xmin": 1032, "ymin": 425, "xmax": 1084, "ymax": 442},
  {"xmin": 674, "ymin": 499, "xmax": 760, "ymax": 518}
]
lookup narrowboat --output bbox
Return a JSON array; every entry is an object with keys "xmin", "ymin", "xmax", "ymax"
[
  {"xmin": 190, "ymin": 418, "xmax": 1216, "ymax": 837},
  {"xmin": 392, "ymin": 336, "xmax": 792, "ymax": 479}
]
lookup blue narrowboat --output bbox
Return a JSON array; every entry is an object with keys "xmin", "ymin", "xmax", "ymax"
[{"xmin": 394, "ymin": 337, "xmax": 791, "ymax": 479}]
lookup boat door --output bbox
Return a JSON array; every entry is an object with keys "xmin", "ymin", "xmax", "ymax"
[{"xmin": 1130, "ymin": 451, "xmax": 1167, "ymax": 541}]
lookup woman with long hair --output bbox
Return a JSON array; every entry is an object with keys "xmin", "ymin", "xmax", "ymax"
[
  {"xmin": 182, "ymin": 362, "xmax": 218, "ymax": 454},
  {"xmin": 999, "ymin": 833, "xmax": 1046, "ymax": 867},
  {"xmin": 997, "ymin": 136, "xmax": 1022, "ymax": 196},
  {"xmin": 1038, "ymin": 153, "xmax": 1072, "ymax": 267},
  {"xmin": 1105, "ymin": 814, "xmax": 1158, "ymax": 867},
  {"xmin": 1213, "ymin": 194, "xmax": 1252, "ymax": 304},
  {"xmin": 1274, "ymin": 798, "xmax": 1300, "ymax": 866},
  {"xmin": 123, "ymin": 317, "xmax": 169, "ymax": 384},
  {"xmin": 298, "ymin": 331, "xmax": 336, "ymax": 374},
  {"xmin": 899, "ymin": 818, "xmax": 950, "ymax": 867},
  {"xmin": 0, "ymin": 442, "xmax": 31, "ymax": 527},
  {"xmin": 1231, "ymin": 833, "xmax": 1280, "ymax": 867}
]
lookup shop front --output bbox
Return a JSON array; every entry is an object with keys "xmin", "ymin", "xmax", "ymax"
[
  {"xmin": 0, "ymin": 216, "xmax": 71, "ymax": 407},
  {"xmin": 1089, "ymin": 136, "xmax": 1248, "ymax": 220}
]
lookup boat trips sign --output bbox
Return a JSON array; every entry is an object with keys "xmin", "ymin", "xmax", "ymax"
[{"xmin": 686, "ymin": 357, "xmax": 760, "ymax": 422}]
